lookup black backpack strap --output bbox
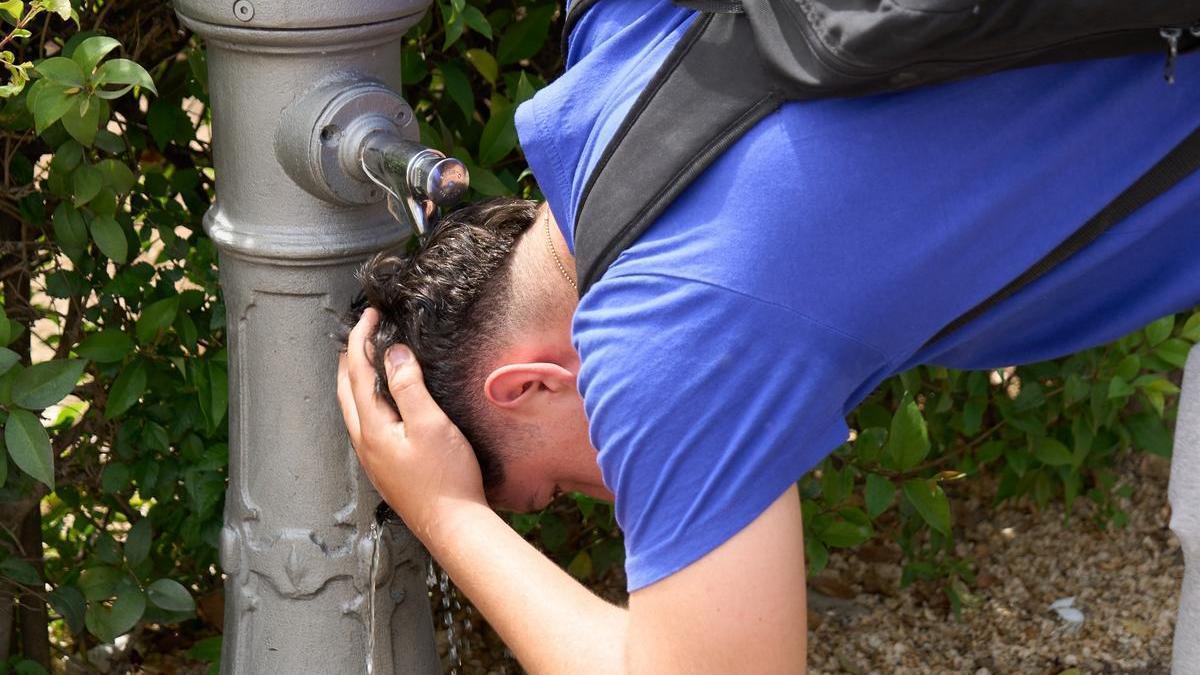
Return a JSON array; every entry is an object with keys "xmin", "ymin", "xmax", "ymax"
[
  {"xmin": 922, "ymin": 122, "xmax": 1200, "ymax": 350},
  {"xmin": 574, "ymin": 12, "xmax": 783, "ymax": 294},
  {"xmin": 560, "ymin": 0, "xmax": 604, "ymax": 60}
]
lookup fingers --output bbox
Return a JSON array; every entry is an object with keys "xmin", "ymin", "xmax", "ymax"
[
  {"xmin": 336, "ymin": 353, "xmax": 361, "ymax": 446},
  {"xmin": 346, "ymin": 309, "xmax": 400, "ymax": 435},
  {"xmin": 383, "ymin": 343, "xmax": 449, "ymax": 438}
]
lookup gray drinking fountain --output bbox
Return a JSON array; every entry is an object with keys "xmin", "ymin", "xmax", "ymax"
[{"xmin": 173, "ymin": 1, "xmax": 458, "ymax": 672}]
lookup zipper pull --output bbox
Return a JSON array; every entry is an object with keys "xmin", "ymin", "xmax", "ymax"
[{"xmin": 1162, "ymin": 26, "xmax": 1182, "ymax": 85}]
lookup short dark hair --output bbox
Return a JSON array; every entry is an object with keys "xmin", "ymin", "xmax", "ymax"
[{"xmin": 342, "ymin": 197, "xmax": 539, "ymax": 491}]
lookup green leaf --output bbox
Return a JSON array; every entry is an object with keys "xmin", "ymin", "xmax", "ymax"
[
  {"xmin": 147, "ymin": 578, "xmax": 194, "ymax": 612},
  {"xmin": 440, "ymin": 0, "xmax": 465, "ymax": 49},
  {"xmin": 199, "ymin": 361, "xmax": 228, "ymax": 431},
  {"xmin": 1114, "ymin": 354, "xmax": 1140, "ymax": 382},
  {"xmin": 11, "ymin": 359, "xmax": 84, "ymax": 409},
  {"xmin": 52, "ymin": 139, "xmax": 83, "ymax": 172},
  {"xmin": 51, "ymin": 202, "xmax": 89, "ymax": 250},
  {"xmin": 35, "ymin": 57, "xmax": 84, "ymax": 87},
  {"xmin": 48, "ymin": 586, "xmax": 85, "ymax": 634},
  {"xmin": 71, "ymin": 36, "xmax": 120, "ymax": 75},
  {"xmin": 60, "ymin": 94, "xmax": 100, "ymax": 146},
  {"xmin": 75, "ymin": 331, "xmax": 133, "ymax": 363},
  {"xmin": 104, "ymin": 360, "xmax": 147, "ymax": 420},
  {"xmin": 819, "ymin": 465, "xmax": 851, "ymax": 506},
  {"xmin": 0, "ymin": 557, "xmax": 39, "ymax": 585},
  {"xmin": 42, "ymin": 0, "xmax": 70, "ymax": 20},
  {"xmin": 89, "ymin": 213, "xmax": 127, "ymax": 263},
  {"xmin": 566, "ymin": 550, "xmax": 592, "ymax": 579},
  {"xmin": 864, "ymin": 473, "xmax": 895, "ymax": 519},
  {"xmin": 462, "ymin": 5, "xmax": 492, "ymax": 39},
  {"xmin": 94, "ymin": 58, "xmax": 155, "ymax": 95},
  {"xmin": 108, "ymin": 586, "xmax": 146, "ymax": 637},
  {"xmin": 0, "ymin": 0, "xmax": 23, "ymax": 23},
  {"xmin": 1129, "ymin": 412, "xmax": 1173, "ymax": 458},
  {"xmin": 496, "ymin": 4, "xmax": 555, "ymax": 65},
  {"xmin": 71, "ymin": 162, "xmax": 102, "ymax": 205},
  {"xmin": 1182, "ymin": 312, "xmax": 1200, "ymax": 342},
  {"xmin": 902, "ymin": 479, "xmax": 951, "ymax": 536},
  {"xmin": 95, "ymin": 158, "xmax": 136, "ymax": 193},
  {"xmin": 818, "ymin": 519, "xmax": 873, "ymax": 548},
  {"xmin": 805, "ymin": 536, "xmax": 828, "ymax": 575},
  {"xmin": 1034, "ymin": 437, "xmax": 1075, "ymax": 467},
  {"xmin": 537, "ymin": 513, "xmax": 567, "ymax": 551},
  {"xmin": 29, "ymin": 82, "xmax": 75, "ymax": 133},
  {"xmin": 94, "ymin": 129, "xmax": 125, "ymax": 154},
  {"xmin": 1145, "ymin": 315, "xmax": 1175, "ymax": 347},
  {"xmin": 100, "ymin": 462, "xmax": 128, "ymax": 494},
  {"xmin": 887, "ymin": 397, "xmax": 930, "ymax": 471},
  {"xmin": 438, "ymin": 62, "xmax": 473, "ymax": 119},
  {"xmin": 135, "ymin": 296, "xmax": 179, "ymax": 344},
  {"xmin": 0, "ymin": 347, "xmax": 18, "ymax": 376},
  {"xmin": 78, "ymin": 566, "xmax": 121, "ymax": 602},
  {"xmin": 1155, "ymin": 338, "xmax": 1191, "ymax": 369},
  {"xmin": 4, "ymin": 409, "xmax": 54, "ymax": 489},
  {"xmin": 124, "ymin": 519, "xmax": 152, "ymax": 567},
  {"xmin": 1107, "ymin": 376, "xmax": 1134, "ymax": 400},
  {"xmin": 86, "ymin": 186, "xmax": 115, "ymax": 216},
  {"xmin": 464, "ymin": 48, "xmax": 498, "ymax": 84},
  {"xmin": 514, "ymin": 71, "xmax": 537, "ymax": 106},
  {"xmin": 478, "ymin": 98, "xmax": 516, "ymax": 166},
  {"xmin": 187, "ymin": 635, "xmax": 223, "ymax": 661},
  {"xmin": 961, "ymin": 398, "xmax": 984, "ymax": 435}
]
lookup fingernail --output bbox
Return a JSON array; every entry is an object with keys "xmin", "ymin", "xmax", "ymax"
[{"xmin": 387, "ymin": 345, "xmax": 411, "ymax": 370}]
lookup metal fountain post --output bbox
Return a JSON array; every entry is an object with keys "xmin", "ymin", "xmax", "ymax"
[{"xmin": 174, "ymin": 1, "xmax": 466, "ymax": 672}]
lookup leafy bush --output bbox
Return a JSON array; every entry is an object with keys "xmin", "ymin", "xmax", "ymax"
[{"xmin": 0, "ymin": 0, "xmax": 218, "ymax": 667}]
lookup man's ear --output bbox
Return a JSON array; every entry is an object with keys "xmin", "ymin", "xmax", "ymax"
[{"xmin": 484, "ymin": 362, "xmax": 575, "ymax": 409}]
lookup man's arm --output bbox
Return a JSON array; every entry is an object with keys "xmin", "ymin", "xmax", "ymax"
[
  {"xmin": 431, "ymin": 483, "xmax": 808, "ymax": 674},
  {"xmin": 338, "ymin": 310, "xmax": 808, "ymax": 674}
]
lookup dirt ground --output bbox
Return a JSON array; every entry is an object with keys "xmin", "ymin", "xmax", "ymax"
[{"xmin": 435, "ymin": 453, "xmax": 1184, "ymax": 675}]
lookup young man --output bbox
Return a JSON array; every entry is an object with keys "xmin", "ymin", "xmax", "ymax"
[{"xmin": 338, "ymin": 1, "xmax": 1200, "ymax": 671}]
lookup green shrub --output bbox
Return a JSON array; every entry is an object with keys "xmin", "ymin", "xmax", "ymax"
[{"xmin": 1, "ymin": 0, "xmax": 218, "ymax": 666}]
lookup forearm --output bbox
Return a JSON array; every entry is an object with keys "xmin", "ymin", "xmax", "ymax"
[{"xmin": 426, "ymin": 500, "xmax": 629, "ymax": 675}]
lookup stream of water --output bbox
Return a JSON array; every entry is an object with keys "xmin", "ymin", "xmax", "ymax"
[
  {"xmin": 366, "ymin": 520, "xmax": 383, "ymax": 675},
  {"xmin": 365, "ymin": 509, "xmax": 477, "ymax": 675}
]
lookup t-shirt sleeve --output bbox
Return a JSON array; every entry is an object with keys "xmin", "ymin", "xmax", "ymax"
[{"xmin": 573, "ymin": 273, "xmax": 888, "ymax": 591}]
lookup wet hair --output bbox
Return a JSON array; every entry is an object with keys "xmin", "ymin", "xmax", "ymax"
[{"xmin": 341, "ymin": 197, "xmax": 540, "ymax": 491}]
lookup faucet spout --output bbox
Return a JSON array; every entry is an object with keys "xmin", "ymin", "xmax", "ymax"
[{"xmin": 358, "ymin": 131, "xmax": 469, "ymax": 237}]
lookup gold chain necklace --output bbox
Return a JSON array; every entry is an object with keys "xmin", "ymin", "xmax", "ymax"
[{"xmin": 544, "ymin": 207, "xmax": 577, "ymax": 291}]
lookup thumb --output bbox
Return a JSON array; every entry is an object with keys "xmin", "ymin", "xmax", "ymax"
[{"xmin": 384, "ymin": 345, "xmax": 445, "ymax": 430}]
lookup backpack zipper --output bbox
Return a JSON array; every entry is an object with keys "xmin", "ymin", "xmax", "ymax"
[{"xmin": 1162, "ymin": 26, "xmax": 1183, "ymax": 83}]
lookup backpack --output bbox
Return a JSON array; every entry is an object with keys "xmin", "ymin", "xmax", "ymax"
[{"xmin": 568, "ymin": 0, "xmax": 1200, "ymax": 346}]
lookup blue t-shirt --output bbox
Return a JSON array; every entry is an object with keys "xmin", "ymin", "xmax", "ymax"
[{"xmin": 514, "ymin": 0, "xmax": 1200, "ymax": 591}]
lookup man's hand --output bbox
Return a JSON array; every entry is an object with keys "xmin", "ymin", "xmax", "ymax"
[{"xmin": 337, "ymin": 307, "xmax": 487, "ymax": 542}]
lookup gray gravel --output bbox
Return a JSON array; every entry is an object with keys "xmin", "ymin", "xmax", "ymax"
[
  {"xmin": 808, "ymin": 454, "xmax": 1182, "ymax": 675},
  {"xmin": 434, "ymin": 454, "xmax": 1184, "ymax": 675}
]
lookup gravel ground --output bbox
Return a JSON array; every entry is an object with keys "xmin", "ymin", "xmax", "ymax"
[{"xmin": 431, "ymin": 454, "xmax": 1184, "ymax": 675}]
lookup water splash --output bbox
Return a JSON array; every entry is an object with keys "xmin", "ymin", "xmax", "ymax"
[
  {"xmin": 365, "ymin": 520, "xmax": 383, "ymax": 675},
  {"xmin": 439, "ymin": 569, "xmax": 463, "ymax": 674},
  {"xmin": 425, "ymin": 561, "xmax": 467, "ymax": 675}
]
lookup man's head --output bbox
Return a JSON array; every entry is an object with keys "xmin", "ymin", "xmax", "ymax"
[{"xmin": 345, "ymin": 197, "xmax": 610, "ymax": 512}]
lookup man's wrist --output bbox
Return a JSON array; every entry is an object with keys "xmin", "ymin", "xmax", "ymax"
[{"xmin": 420, "ymin": 497, "xmax": 501, "ymax": 557}]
